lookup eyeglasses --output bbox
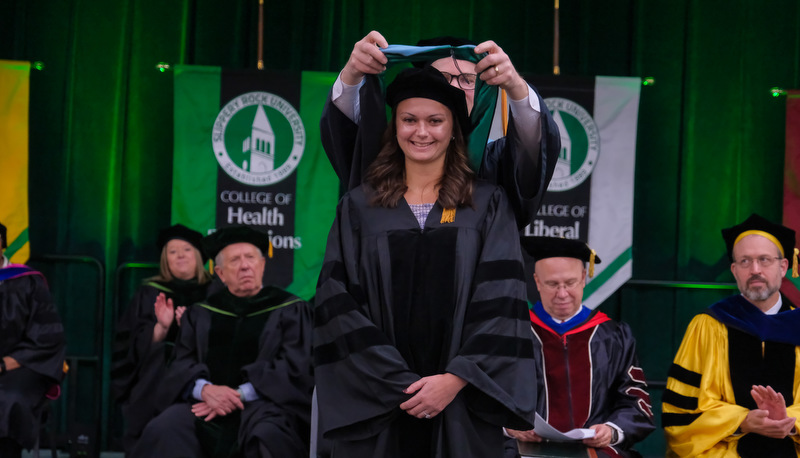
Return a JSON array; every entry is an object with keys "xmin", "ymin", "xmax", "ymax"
[
  {"xmin": 540, "ymin": 279, "xmax": 582, "ymax": 292},
  {"xmin": 439, "ymin": 72, "xmax": 477, "ymax": 90},
  {"xmin": 733, "ymin": 256, "xmax": 782, "ymax": 269}
]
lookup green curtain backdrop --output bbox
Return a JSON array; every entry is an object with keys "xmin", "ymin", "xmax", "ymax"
[{"xmin": 1, "ymin": 0, "xmax": 798, "ymax": 454}]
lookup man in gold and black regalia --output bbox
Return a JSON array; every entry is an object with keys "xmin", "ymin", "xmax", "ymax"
[
  {"xmin": 131, "ymin": 225, "xmax": 314, "ymax": 458},
  {"xmin": 663, "ymin": 213, "xmax": 800, "ymax": 457}
]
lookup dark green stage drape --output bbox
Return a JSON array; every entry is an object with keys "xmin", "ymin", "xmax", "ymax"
[{"xmin": 1, "ymin": 0, "xmax": 798, "ymax": 454}]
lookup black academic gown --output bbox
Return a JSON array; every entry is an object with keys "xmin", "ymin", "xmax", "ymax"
[
  {"xmin": 314, "ymin": 182, "xmax": 537, "ymax": 458},
  {"xmin": 0, "ymin": 266, "xmax": 66, "ymax": 449},
  {"xmin": 319, "ymin": 74, "xmax": 560, "ymax": 229},
  {"xmin": 133, "ymin": 286, "xmax": 314, "ymax": 458},
  {"xmin": 110, "ymin": 278, "xmax": 210, "ymax": 451}
]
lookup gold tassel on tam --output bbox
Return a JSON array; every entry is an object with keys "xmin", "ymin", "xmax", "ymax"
[
  {"xmin": 441, "ymin": 208, "xmax": 456, "ymax": 224},
  {"xmin": 793, "ymin": 248, "xmax": 798, "ymax": 278},
  {"xmin": 268, "ymin": 239, "xmax": 274, "ymax": 258},
  {"xmin": 589, "ymin": 249, "xmax": 597, "ymax": 278}
]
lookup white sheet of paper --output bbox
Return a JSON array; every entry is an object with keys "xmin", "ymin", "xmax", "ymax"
[{"xmin": 534, "ymin": 413, "xmax": 596, "ymax": 441}]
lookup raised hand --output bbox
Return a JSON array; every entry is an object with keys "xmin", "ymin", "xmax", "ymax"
[
  {"xmin": 152, "ymin": 293, "xmax": 175, "ymax": 342},
  {"xmin": 473, "ymin": 40, "xmax": 528, "ymax": 101},
  {"xmin": 175, "ymin": 305, "xmax": 187, "ymax": 327},
  {"xmin": 751, "ymin": 385, "xmax": 788, "ymax": 421},
  {"xmin": 341, "ymin": 31, "xmax": 389, "ymax": 86}
]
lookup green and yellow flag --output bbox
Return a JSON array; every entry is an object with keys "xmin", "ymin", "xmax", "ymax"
[{"xmin": 0, "ymin": 60, "xmax": 31, "ymax": 263}]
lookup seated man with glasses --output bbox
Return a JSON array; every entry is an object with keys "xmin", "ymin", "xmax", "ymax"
[
  {"xmin": 663, "ymin": 213, "xmax": 800, "ymax": 457},
  {"xmin": 505, "ymin": 236, "xmax": 654, "ymax": 458},
  {"xmin": 320, "ymin": 31, "xmax": 560, "ymax": 229}
]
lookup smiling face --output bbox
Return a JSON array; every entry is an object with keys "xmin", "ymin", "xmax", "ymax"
[
  {"xmin": 731, "ymin": 234, "xmax": 788, "ymax": 310},
  {"xmin": 215, "ymin": 242, "xmax": 265, "ymax": 297},
  {"xmin": 533, "ymin": 257, "xmax": 587, "ymax": 321},
  {"xmin": 165, "ymin": 239, "xmax": 199, "ymax": 281},
  {"xmin": 395, "ymin": 97, "xmax": 454, "ymax": 168}
]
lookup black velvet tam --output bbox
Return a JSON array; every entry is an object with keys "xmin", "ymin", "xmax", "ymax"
[
  {"xmin": 157, "ymin": 224, "xmax": 207, "ymax": 262},
  {"xmin": 203, "ymin": 225, "xmax": 270, "ymax": 260},
  {"xmin": 721, "ymin": 213, "xmax": 796, "ymax": 260},
  {"xmin": 520, "ymin": 236, "xmax": 602, "ymax": 264}
]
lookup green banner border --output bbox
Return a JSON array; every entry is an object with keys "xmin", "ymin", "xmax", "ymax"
[
  {"xmin": 4, "ymin": 227, "xmax": 28, "ymax": 260},
  {"xmin": 584, "ymin": 247, "xmax": 632, "ymax": 299}
]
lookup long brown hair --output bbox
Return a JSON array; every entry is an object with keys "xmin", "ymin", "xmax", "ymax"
[{"xmin": 365, "ymin": 108, "xmax": 474, "ymax": 208}]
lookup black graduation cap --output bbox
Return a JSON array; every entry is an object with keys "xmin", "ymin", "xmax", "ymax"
[
  {"xmin": 721, "ymin": 213, "xmax": 798, "ymax": 277},
  {"xmin": 157, "ymin": 224, "xmax": 207, "ymax": 263},
  {"xmin": 203, "ymin": 225, "xmax": 272, "ymax": 261},
  {"xmin": 386, "ymin": 66, "xmax": 471, "ymax": 136},
  {"xmin": 412, "ymin": 36, "xmax": 478, "ymax": 68},
  {"xmin": 520, "ymin": 236, "xmax": 601, "ymax": 277},
  {"xmin": 0, "ymin": 221, "xmax": 6, "ymax": 249}
]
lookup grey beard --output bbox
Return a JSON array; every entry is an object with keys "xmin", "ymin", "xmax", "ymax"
[{"xmin": 742, "ymin": 284, "xmax": 779, "ymax": 303}]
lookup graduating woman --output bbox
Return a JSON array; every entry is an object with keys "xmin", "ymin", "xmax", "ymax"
[
  {"xmin": 110, "ymin": 224, "xmax": 212, "ymax": 452},
  {"xmin": 314, "ymin": 66, "xmax": 537, "ymax": 458}
]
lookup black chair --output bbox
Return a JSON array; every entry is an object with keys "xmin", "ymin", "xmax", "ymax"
[{"xmin": 31, "ymin": 383, "xmax": 62, "ymax": 458}]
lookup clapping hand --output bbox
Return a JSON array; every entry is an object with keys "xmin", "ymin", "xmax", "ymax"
[
  {"xmin": 152, "ymin": 293, "xmax": 175, "ymax": 342},
  {"xmin": 740, "ymin": 385, "xmax": 796, "ymax": 439}
]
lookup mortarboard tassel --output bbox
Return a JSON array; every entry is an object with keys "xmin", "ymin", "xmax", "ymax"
[
  {"xmin": 589, "ymin": 249, "xmax": 596, "ymax": 278},
  {"xmin": 793, "ymin": 248, "xmax": 798, "ymax": 278},
  {"xmin": 268, "ymin": 239, "xmax": 274, "ymax": 258},
  {"xmin": 441, "ymin": 208, "xmax": 456, "ymax": 224}
]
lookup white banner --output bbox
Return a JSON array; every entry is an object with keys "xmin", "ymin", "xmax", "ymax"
[{"xmin": 525, "ymin": 76, "xmax": 641, "ymax": 308}]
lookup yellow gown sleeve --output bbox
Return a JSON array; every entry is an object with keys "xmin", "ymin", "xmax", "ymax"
[
  {"xmin": 786, "ymin": 346, "xmax": 800, "ymax": 449},
  {"xmin": 663, "ymin": 314, "xmax": 749, "ymax": 457}
]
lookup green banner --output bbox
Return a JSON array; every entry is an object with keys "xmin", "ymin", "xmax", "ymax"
[{"xmin": 173, "ymin": 66, "xmax": 339, "ymax": 299}]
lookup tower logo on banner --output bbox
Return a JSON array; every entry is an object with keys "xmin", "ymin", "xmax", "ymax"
[
  {"xmin": 173, "ymin": 67, "xmax": 341, "ymax": 299},
  {"xmin": 212, "ymin": 91, "xmax": 305, "ymax": 186},
  {"xmin": 548, "ymin": 97, "xmax": 600, "ymax": 191}
]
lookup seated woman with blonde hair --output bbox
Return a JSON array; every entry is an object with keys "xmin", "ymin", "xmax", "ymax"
[{"xmin": 110, "ymin": 224, "xmax": 212, "ymax": 452}]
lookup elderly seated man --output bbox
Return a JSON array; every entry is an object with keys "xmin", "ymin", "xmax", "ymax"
[
  {"xmin": 506, "ymin": 236, "xmax": 654, "ymax": 458},
  {"xmin": 0, "ymin": 221, "xmax": 67, "ymax": 458},
  {"xmin": 131, "ymin": 225, "xmax": 314, "ymax": 458}
]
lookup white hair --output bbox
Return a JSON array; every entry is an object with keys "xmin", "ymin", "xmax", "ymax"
[{"xmin": 214, "ymin": 244, "xmax": 264, "ymax": 268}]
